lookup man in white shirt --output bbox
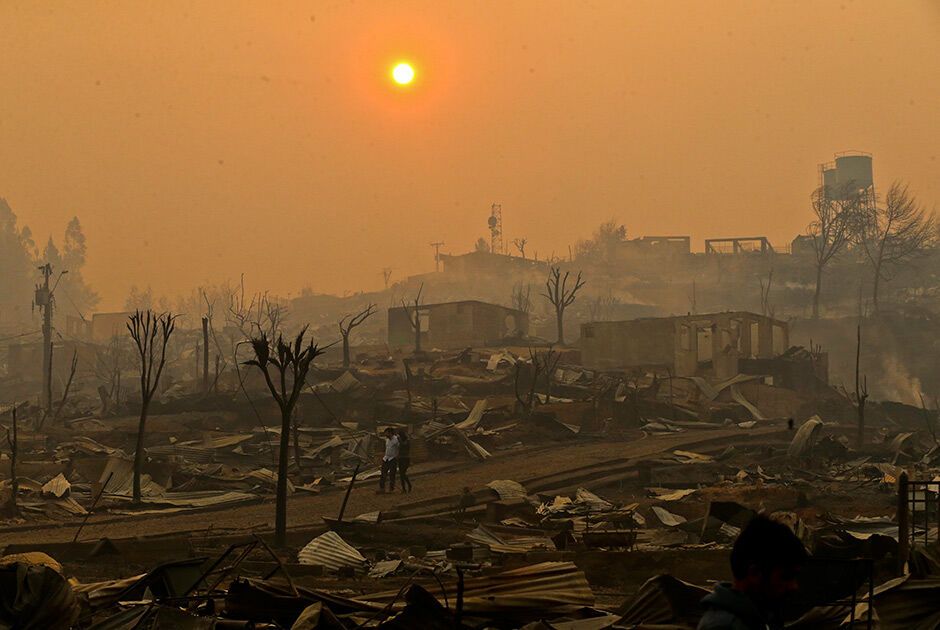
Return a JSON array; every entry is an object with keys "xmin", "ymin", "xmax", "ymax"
[{"xmin": 378, "ymin": 427, "xmax": 399, "ymax": 494}]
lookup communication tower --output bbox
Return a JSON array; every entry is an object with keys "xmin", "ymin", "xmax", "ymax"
[
  {"xmin": 488, "ymin": 204, "xmax": 503, "ymax": 255},
  {"xmin": 430, "ymin": 241, "xmax": 444, "ymax": 272}
]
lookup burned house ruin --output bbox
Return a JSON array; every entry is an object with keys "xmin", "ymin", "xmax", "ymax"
[
  {"xmin": 387, "ymin": 300, "xmax": 529, "ymax": 349},
  {"xmin": 580, "ymin": 311, "xmax": 789, "ymax": 378}
]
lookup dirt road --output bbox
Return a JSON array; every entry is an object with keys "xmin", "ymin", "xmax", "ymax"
[{"xmin": 0, "ymin": 426, "xmax": 784, "ymax": 545}]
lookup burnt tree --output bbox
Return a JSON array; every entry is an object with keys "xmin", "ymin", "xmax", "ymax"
[
  {"xmin": 511, "ymin": 283, "xmax": 532, "ymax": 314},
  {"xmin": 807, "ymin": 185, "xmax": 856, "ymax": 319},
  {"xmin": 202, "ymin": 316, "xmax": 210, "ymax": 393},
  {"xmin": 244, "ymin": 327, "xmax": 324, "ymax": 546},
  {"xmin": 542, "ymin": 267, "xmax": 585, "ymax": 345},
  {"xmin": 537, "ymin": 347, "xmax": 562, "ymax": 404},
  {"xmin": 4, "ymin": 405, "xmax": 18, "ymax": 514},
  {"xmin": 514, "ymin": 354, "xmax": 542, "ymax": 417},
  {"xmin": 338, "ymin": 303, "xmax": 376, "ymax": 368},
  {"xmin": 127, "ymin": 310, "xmax": 177, "ymax": 503},
  {"xmin": 402, "ymin": 284, "xmax": 424, "ymax": 353},
  {"xmin": 855, "ymin": 324, "xmax": 869, "ymax": 449},
  {"xmin": 855, "ymin": 181, "xmax": 937, "ymax": 314},
  {"xmin": 50, "ymin": 350, "xmax": 79, "ymax": 425}
]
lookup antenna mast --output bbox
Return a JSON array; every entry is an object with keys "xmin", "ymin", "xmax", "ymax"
[
  {"xmin": 488, "ymin": 204, "xmax": 503, "ymax": 255},
  {"xmin": 430, "ymin": 242, "xmax": 444, "ymax": 272}
]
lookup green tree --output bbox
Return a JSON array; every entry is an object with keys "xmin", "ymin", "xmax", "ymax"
[
  {"xmin": 574, "ymin": 219, "xmax": 626, "ymax": 264},
  {"xmin": 59, "ymin": 217, "xmax": 99, "ymax": 312},
  {"xmin": 0, "ymin": 198, "xmax": 38, "ymax": 318}
]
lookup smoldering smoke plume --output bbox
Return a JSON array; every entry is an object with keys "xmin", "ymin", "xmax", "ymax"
[{"xmin": 877, "ymin": 353, "xmax": 925, "ymax": 406}]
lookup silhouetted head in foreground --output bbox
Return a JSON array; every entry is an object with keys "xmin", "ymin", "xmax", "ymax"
[
  {"xmin": 699, "ymin": 516, "xmax": 808, "ymax": 630},
  {"xmin": 731, "ymin": 516, "xmax": 806, "ymax": 602}
]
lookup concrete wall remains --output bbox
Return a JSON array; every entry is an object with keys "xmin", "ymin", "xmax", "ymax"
[
  {"xmin": 580, "ymin": 311, "xmax": 788, "ymax": 377},
  {"xmin": 388, "ymin": 300, "xmax": 529, "ymax": 350}
]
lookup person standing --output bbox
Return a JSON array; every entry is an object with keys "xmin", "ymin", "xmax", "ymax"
[
  {"xmin": 456, "ymin": 487, "xmax": 476, "ymax": 522},
  {"xmin": 378, "ymin": 427, "xmax": 399, "ymax": 494},
  {"xmin": 397, "ymin": 429, "xmax": 413, "ymax": 494}
]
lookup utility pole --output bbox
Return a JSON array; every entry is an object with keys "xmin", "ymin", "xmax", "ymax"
[
  {"xmin": 202, "ymin": 316, "xmax": 210, "ymax": 394},
  {"xmin": 430, "ymin": 242, "xmax": 444, "ymax": 272},
  {"xmin": 35, "ymin": 264, "xmax": 66, "ymax": 415}
]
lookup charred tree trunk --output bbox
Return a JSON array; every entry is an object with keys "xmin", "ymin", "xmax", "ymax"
[
  {"xmin": 812, "ymin": 266, "xmax": 823, "ymax": 319},
  {"xmin": 855, "ymin": 325, "xmax": 869, "ymax": 449},
  {"xmin": 403, "ymin": 361, "xmax": 414, "ymax": 413},
  {"xmin": 342, "ymin": 335, "xmax": 351, "ymax": 369},
  {"xmin": 243, "ymin": 328, "xmax": 324, "ymax": 547},
  {"xmin": 127, "ymin": 310, "xmax": 176, "ymax": 506},
  {"xmin": 133, "ymin": 399, "xmax": 150, "ymax": 502},
  {"xmin": 202, "ymin": 317, "xmax": 210, "ymax": 394},
  {"xmin": 48, "ymin": 350, "xmax": 78, "ymax": 426},
  {"xmin": 542, "ymin": 268, "xmax": 584, "ymax": 347},
  {"xmin": 276, "ymin": 405, "xmax": 291, "ymax": 544},
  {"xmin": 6, "ymin": 406, "xmax": 18, "ymax": 514},
  {"xmin": 292, "ymin": 407, "xmax": 303, "ymax": 477},
  {"xmin": 871, "ymin": 264, "xmax": 882, "ymax": 316},
  {"xmin": 338, "ymin": 304, "xmax": 376, "ymax": 368}
]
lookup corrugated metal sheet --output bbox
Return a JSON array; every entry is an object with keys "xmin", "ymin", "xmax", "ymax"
[
  {"xmin": 307, "ymin": 435, "xmax": 346, "ymax": 459},
  {"xmin": 651, "ymin": 505, "xmax": 687, "ymax": 527},
  {"xmin": 852, "ymin": 575, "xmax": 940, "ymax": 630},
  {"xmin": 575, "ymin": 488, "xmax": 613, "ymax": 511},
  {"xmin": 546, "ymin": 617, "xmax": 621, "ymax": 630},
  {"xmin": 145, "ymin": 444, "xmax": 257, "ymax": 465},
  {"xmin": 466, "ymin": 525, "xmax": 554, "ymax": 555},
  {"xmin": 487, "ymin": 479, "xmax": 527, "ymax": 500},
  {"xmin": 146, "ymin": 490, "xmax": 256, "ymax": 508},
  {"xmin": 730, "ymin": 385, "xmax": 765, "ymax": 420},
  {"xmin": 456, "ymin": 399, "xmax": 488, "ymax": 430},
  {"xmin": 235, "ymin": 562, "xmax": 594, "ymax": 621},
  {"xmin": 99, "ymin": 457, "xmax": 164, "ymax": 497},
  {"xmin": 369, "ymin": 561, "xmax": 594, "ymax": 613},
  {"xmin": 617, "ymin": 574, "xmax": 709, "ymax": 627},
  {"xmin": 55, "ymin": 436, "xmax": 125, "ymax": 457},
  {"xmin": 97, "ymin": 457, "xmax": 254, "ymax": 508},
  {"xmin": 454, "ymin": 429, "xmax": 491, "ymax": 461},
  {"xmin": 72, "ymin": 574, "xmax": 146, "ymax": 610},
  {"xmin": 331, "ymin": 371, "xmax": 360, "ymax": 393},
  {"xmin": 41, "ymin": 473, "xmax": 71, "ymax": 498},
  {"xmin": 788, "ymin": 416, "xmax": 823, "ymax": 457},
  {"xmin": 247, "ymin": 467, "xmax": 295, "ymax": 492},
  {"xmin": 297, "ymin": 531, "xmax": 367, "ymax": 573}
]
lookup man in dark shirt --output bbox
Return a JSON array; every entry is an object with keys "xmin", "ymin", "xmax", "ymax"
[{"xmin": 397, "ymin": 429, "xmax": 413, "ymax": 493}]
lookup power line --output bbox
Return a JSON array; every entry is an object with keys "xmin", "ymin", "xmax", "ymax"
[{"xmin": 0, "ymin": 330, "xmax": 42, "ymax": 343}]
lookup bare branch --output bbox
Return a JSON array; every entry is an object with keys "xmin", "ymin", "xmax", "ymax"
[
  {"xmin": 542, "ymin": 267, "xmax": 585, "ymax": 344},
  {"xmin": 853, "ymin": 180, "xmax": 937, "ymax": 312}
]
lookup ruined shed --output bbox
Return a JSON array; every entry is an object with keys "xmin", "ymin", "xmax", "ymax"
[
  {"xmin": 580, "ymin": 311, "xmax": 788, "ymax": 377},
  {"xmin": 388, "ymin": 300, "xmax": 529, "ymax": 350},
  {"xmin": 65, "ymin": 311, "xmax": 134, "ymax": 342}
]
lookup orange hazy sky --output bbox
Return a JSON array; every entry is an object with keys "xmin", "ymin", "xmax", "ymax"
[{"xmin": 2, "ymin": 1, "xmax": 939, "ymax": 309}]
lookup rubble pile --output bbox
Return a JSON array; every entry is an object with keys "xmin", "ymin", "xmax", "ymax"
[{"xmin": 1, "ymin": 335, "xmax": 939, "ymax": 628}]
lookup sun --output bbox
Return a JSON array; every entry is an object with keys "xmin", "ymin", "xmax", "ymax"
[{"xmin": 391, "ymin": 62, "xmax": 415, "ymax": 86}]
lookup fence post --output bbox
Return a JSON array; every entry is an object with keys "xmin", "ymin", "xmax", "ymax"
[{"xmin": 898, "ymin": 471, "xmax": 909, "ymax": 575}]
